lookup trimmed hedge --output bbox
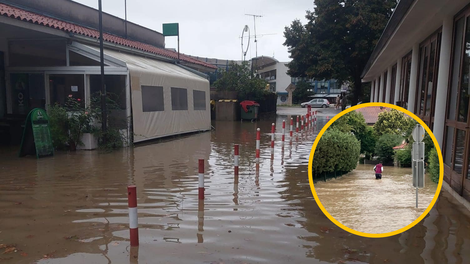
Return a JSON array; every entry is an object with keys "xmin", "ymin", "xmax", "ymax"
[
  {"xmin": 312, "ymin": 129, "xmax": 361, "ymax": 179},
  {"xmin": 375, "ymin": 134, "xmax": 403, "ymax": 164},
  {"xmin": 395, "ymin": 145, "xmax": 412, "ymax": 167},
  {"xmin": 428, "ymin": 147, "xmax": 440, "ymax": 184}
]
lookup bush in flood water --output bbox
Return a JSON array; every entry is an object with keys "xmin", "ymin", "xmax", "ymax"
[
  {"xmin": 428, "ymin": 147, "xmax": 440, "ymax": 184},
  {"xmin": 395, "ymin": 146, "xmax": 412, "ymax": 167},
  {"xmin": 375, "ymin": 134, "xmax": 403, "ymax": 164},
  {"xmin": 312, "ymin": 129, "xmax": 360, "ymax": 179},
  {"xmin": 330, "ymin": 111, "xmax": 377, "ymax": 159}
]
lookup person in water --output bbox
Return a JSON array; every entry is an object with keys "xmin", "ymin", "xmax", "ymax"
[{"xmin": 373, "ymin": 163, "xmax": 383, "ymax": 179}]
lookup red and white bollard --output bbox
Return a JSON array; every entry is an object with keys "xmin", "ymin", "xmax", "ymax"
[
  {"xmin": 256, "ymin": 128, "xmax": 261, "ymax": 162},
  {"xmin": 301, "ymin": 116, "xmax": 304, "ymax": 131},
  {"xmin": 271, "ymin": 123, "xmax": 275, "ymax": 149},
  {"xmin": 198, "ymin": 159, "xmax": 205, "ymax": 200},
  {"xmin": 282, "ymin": 120, "xmax": 286, "ymax": 143},
  {"xmin": 290, "ymin": 118, "xmax": 293, "ymax": 138},
  {"xmin": 296, "ymin": 116, "xmax": 299, "ymax": 133},
  {"xmin": 234, "ymin": 144, "xmax": 239, "ymax": 176},
  {"xmin": 128, "ymin": 185, "xmax": 139, "ymax": 247}
]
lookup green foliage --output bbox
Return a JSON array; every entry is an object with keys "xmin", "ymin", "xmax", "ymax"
[
  {"xmin": 312, "ymin": 129, "xmax": 361, "ymax": 178},
  {"xmin": 428, "ymin": 147, "xmax": 440, "ymax": 184},
  {"xmin": 213, "ymin": 62, "xmax": 269, "ymax": 102},
  {"xmin": 361, "ymin": 126, "xmax": 378, "ymax": 160},
  {"xmin": 283, "ymin": 0, "xmax": 396, "ymax": 104},
  {"xmin": 95, "ymin": 128, "xmax": 125, "ymax": 151},
  {"xmin": 330, "ymin": 111, "xmax": 376, "ymax": 158},
  {"xmin": 292, "ymin": 80, "xmax": 314, "ymax": 104},
  {"xmin": 48, "ymin": 104, "xmax": 69, "ymax": 150},
  {"xmin": 48, "ymin": 94, "xmax": 125, "ymax": 151},
  {"xmin": 375, "ymin": 134, "xmax": 403, "ymax": 163},
  {"xmin": 373, "ymin": 109, "xmax": 417, "ymax": 138},
  {"xmin": 395, "ymin": 146, "xmax": 412, "ymax": 167}
]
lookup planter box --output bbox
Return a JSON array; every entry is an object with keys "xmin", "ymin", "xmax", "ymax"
[{"xmin": 78, "ymin": 133, "xmax": 98, "ymax": 150}]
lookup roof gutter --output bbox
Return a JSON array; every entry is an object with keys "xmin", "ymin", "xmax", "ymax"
[
  {"xmin": 361, "ymin": 0, "xmax": 417, "ymax": 79},
  {"xmin": 176, "ymin": 63, "xmax": 210, "ymax": 80},
  {"xmin": 71, "ymin": 33, "xmax": 176, "ymax": 64}
]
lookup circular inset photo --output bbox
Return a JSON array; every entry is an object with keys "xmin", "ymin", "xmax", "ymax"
[{"xmin": 308, "ymin": 103, "xmax": 443, "ymax": 238}]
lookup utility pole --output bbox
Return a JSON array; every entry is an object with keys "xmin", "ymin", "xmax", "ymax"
[
  {"xmin": 245, "ymin": 14, "xmax": 262, "ymax": 58},
  {"xmin": 98, "ymin": 0, "xmax": 107, "ymax": 137}
]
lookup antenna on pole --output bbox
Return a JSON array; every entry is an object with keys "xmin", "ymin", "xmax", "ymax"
[
  {"xmin": 241, "ymin": 25, "xmax": 250, "ymax": 61},
  {"xmin": 124, "ymin": 0, "xmax": 128, "ymax": 38},
  {"xmin": 245, "ymin": 14, "xmax": 263, "ymax": 58}
]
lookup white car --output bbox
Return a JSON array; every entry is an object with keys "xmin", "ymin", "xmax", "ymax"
[{"xmin": 301, "ymin": 98, "xmax": 330, "ymax": 108}]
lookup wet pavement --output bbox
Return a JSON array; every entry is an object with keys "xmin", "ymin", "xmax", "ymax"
[
  {"xmin": 0, "ymin": 111, "xmax": 469, "ymax": 264},
  {"xmin": 314, "ymin": 165, "xmax": 438, "ymax": 234}
]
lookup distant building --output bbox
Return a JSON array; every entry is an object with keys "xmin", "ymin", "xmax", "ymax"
[
  {"xmin": 354, "ymin": 106, "xmax": 388, "ymax": 125},
  {"xmin": 291, "ymin": 77, "xmax": 350, "ymax": 104}
]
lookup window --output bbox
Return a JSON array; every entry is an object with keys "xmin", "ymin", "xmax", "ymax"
[
  {"xmin": 444, "ymin": 10, "xmax": 470, "ymax": 195},
  {"xmin": 415, "ymin": 29, "xmax": 442, "ymax": 127},
  {"xmin": 399, "ymin": 52, "xmax": 412, "ymax": 108},
  {"xmin": 382, "ymin": 72, "xmax": 387, "ymax": 102},
  {"xmin": 193, "ymin": 90, "xmax": 206, "ymax": 110},
  {"xmin": 171, "ymin": 87, "xmax": 188, "ymax": 110},
  {"xmin": 142, "ymin": 86, "xmax": 164, "ymax": 112},
  {"xmin": 390, "ymin": 64, "xmax": 397, "ymax": 105}
]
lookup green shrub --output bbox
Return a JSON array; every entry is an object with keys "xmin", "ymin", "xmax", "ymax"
[
  {"xmin": 312, "ymin": 129, "xmax": 361, "ymax": 179},
  {"xmin": 428, "ymin": 147, "xmax": 440, "ymax": 184},
  {"xmin": 48, "ymin": 104, "xmax": 69, "ymax": 150},
  {"xmin": 394, "ymin": 145, "xmax": 412, "ymax": 167},
  {"xmin": 375, "ymin": 134, "xmax": 403, "ymax": 163}
]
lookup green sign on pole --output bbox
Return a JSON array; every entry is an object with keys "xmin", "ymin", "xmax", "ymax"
[
  {"xmin": 163, "ymin": 23, "xmax": 179, "ymax": 36},
  {"xmin": 19, "ymin": 108, "xmax": 54, "ymax": 158}
]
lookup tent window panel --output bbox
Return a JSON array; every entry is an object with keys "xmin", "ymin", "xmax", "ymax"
[
  {"xmin": 193, "ymin": 90, "xmax": 206, "ymax": 110},
  {"xmin": 171, "ymin": 87, "xmax": 188, "ymax": 110},
  {"xmin": 142, "ymin": 86, "xmax": 164, "ymax": 112}
]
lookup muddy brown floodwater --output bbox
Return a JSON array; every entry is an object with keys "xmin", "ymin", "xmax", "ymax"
[
  {"xmin": 0, "ymin": 114, "xmax": 469, "ymax": 264},
  {"xmin": 314, "ymin": 165, "xmax": 438, "ymax": 234}
]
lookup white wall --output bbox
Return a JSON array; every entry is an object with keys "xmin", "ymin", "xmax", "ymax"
[{"xmin": 276, "ymin": 62, "xmax": 292, "ymax": 93}]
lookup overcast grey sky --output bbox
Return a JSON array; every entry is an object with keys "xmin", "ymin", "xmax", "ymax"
[{"xmin": 72, "ymin": 0, "xmax": 313, "ymax": 62}]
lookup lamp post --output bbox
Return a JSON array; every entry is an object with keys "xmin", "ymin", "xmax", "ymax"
[{"xmin": 98, "ymin": 0, "xmax": 107, "ymax": 137}]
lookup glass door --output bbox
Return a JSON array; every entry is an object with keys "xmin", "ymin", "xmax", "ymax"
[{"xmin": 444, "ymin": 13, "xmax": 470, "ymax": 199}]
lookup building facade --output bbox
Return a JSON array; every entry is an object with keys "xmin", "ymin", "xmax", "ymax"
[
  {"xmin": 362, "ymin": 0, "xmax": 470, "ymax": 202},
  {"xmin": 0, "ymin": 0, "xmax": 216, "ymax": 146},
  {"xmin": 291, "ymin": 77, "xmax": 349, "ymax": 104}
]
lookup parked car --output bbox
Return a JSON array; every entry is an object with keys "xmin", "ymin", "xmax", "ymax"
[{"xmin": 301, "ymin": 98, "xmax": 330, "ymax": 108}]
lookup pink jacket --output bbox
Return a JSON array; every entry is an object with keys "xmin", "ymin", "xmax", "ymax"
[{"xmin": 374, "ymin": 164, "xmax": 383, "ymax": 173}]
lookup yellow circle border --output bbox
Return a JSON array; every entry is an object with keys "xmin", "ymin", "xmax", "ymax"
[{"xmin": 308, "ymin": 102, "xmax": 444, "ymax": 238}]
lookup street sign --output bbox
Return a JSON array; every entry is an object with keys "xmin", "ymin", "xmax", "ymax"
[
  {"xmin": 412, "ymin": 124, "xmax": 425, "ymax": 142},
  {"xmin": 163, "ymin": 23, "xmax": 179, "ymax": 36},
  {"xmin": 413, "ymin": 160, "xmax": 425, "ymax": 188},
  {"xmin": 412, "ymin": 142, "xmax": 425, "ymax": 161}
]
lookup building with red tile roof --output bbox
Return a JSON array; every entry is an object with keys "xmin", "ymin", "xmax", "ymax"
[
  {"xmin": 354, "ymin": 106, "xmax": 389, "ymax": 125},
  {"xmin": 0, "ymin": 0, "xmax": 215, "ymax": 146}
]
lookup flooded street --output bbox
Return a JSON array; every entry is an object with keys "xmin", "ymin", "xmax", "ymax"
[
  {"xmin": 0, "ymin": 111, "xmax": 469, "ymax": 263},
  {"xmin": 314, "ymin": 165, "xmax": 438, "ymax": 234}
]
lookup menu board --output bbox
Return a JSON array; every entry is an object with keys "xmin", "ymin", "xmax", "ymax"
[{"xmin": 19, "ymin": 108, "xmax": 54, "ymax": 158}]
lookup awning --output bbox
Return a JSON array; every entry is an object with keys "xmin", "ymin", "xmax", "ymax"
[{"xmin": 80, "ymin": 44, "xmax": 211, "ymax": 143}]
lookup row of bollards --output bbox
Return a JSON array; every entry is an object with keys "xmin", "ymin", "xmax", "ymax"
[{"xmin": 125, "ymin": 111, "xmax": 320, "ymax": 247}]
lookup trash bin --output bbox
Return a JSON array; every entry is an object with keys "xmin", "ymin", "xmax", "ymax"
[{"xmin": 240, "ymin": 100, "xmax": 260, "ymax": 120}]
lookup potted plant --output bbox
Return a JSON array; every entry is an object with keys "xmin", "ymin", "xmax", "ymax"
[{"xmin": 64, "ymin": 96, "xmax": 99, "ymax": 151}]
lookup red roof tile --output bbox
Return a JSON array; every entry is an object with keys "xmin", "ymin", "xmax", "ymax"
[
  {"xmin": 355, "ymin": 106, "xmax": 388, "ymax": 124},
  {"xmin": 393, "ymin": 140, "xmax": 408, "ymax": 150},
  {"xmin": 0, "ymin": 3, "xmax": 216, "ymax": 70}
]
